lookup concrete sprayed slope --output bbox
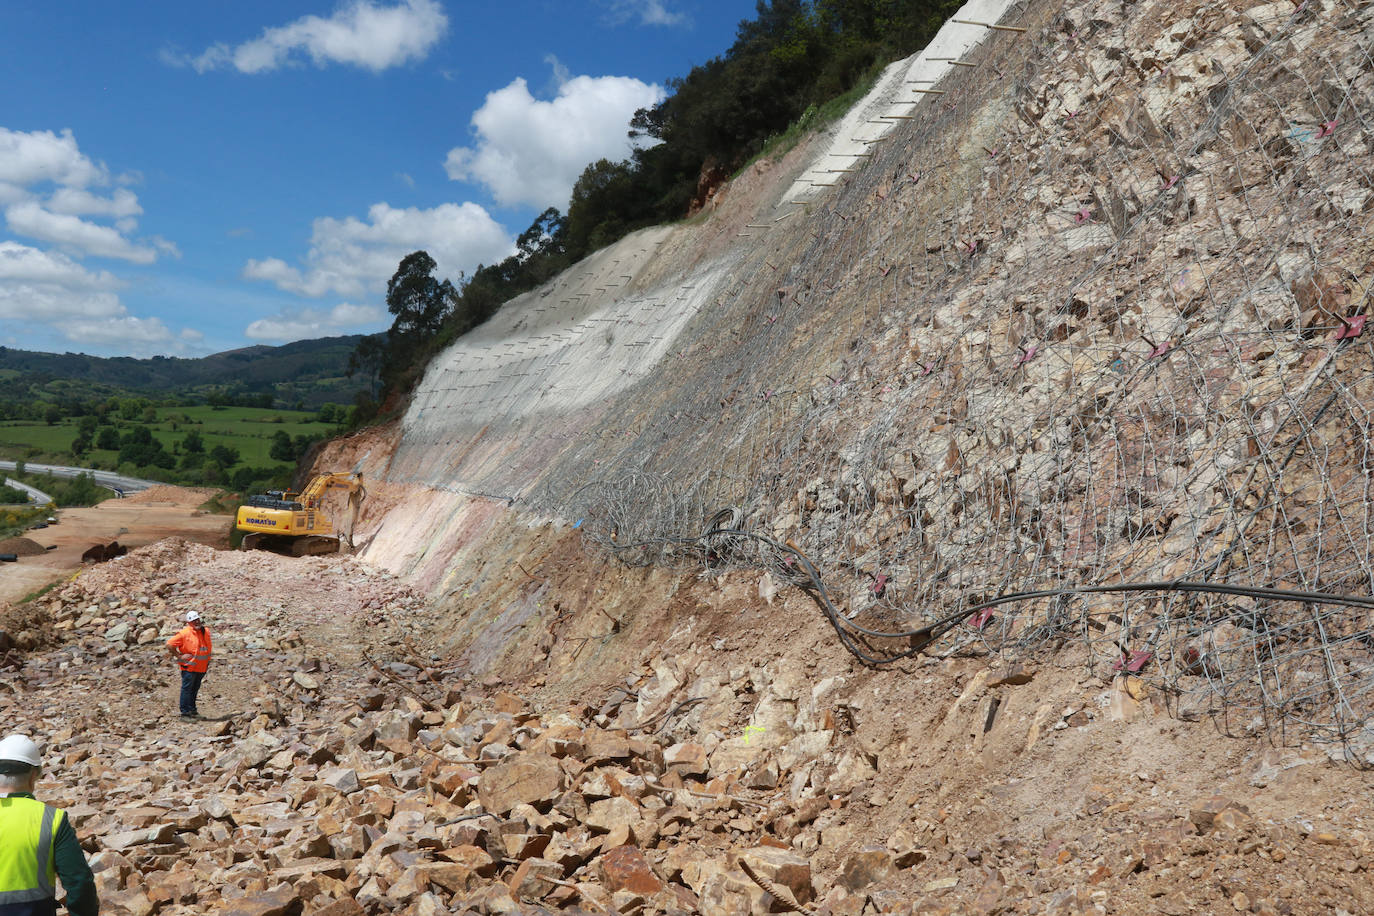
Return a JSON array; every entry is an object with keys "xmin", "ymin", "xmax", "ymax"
[
  {"xmin": 784, "ymin": 0, "xmax": 1024, "ymax": 203},
  {"xmin": 386, "ymin": 0, "xmax": 1025, "ymax": 507},
  {"xmin": 397, "ymin": 227, "xmax": 731, "ymax": 493}
]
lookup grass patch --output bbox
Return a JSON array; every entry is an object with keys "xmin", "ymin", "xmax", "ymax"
[
  {"xmin": 0, "ymin": 421, "xmax": 82, "ymax": 455},
  {"xmin": 16, "ymin": 580, "xmax": 60, "ymax": 606},
  {"xmin": 0, "ymin": 405, "xmax": 335, "ymax": 469},
  {"xmin": 748, "ymin": 64, "xmax": 887, "ymax": 169},
  {"xmin": 198, "ymin": 491, "xmax": 238, "ymax": 515}
]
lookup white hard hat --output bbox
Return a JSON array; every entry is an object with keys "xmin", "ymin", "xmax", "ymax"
[
  {"xmin": 186, "ymin": 611, "xmax": 201, "ymax": 622},
  {"xmin": 0, "ymin": 734, "xmax": 41, "ymax": 768}
]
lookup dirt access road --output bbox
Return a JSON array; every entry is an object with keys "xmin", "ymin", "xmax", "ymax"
[{"xmin": 0, "ymin": 486, "xmax": 230, "ymax": 609}]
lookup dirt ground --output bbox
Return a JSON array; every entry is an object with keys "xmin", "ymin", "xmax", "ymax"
[{"xmin": 0, "ymin": 487, "xmax": 231, "ymax": 609}]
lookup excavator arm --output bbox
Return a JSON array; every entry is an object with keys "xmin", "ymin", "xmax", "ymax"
[{"xmin": 298, "ymin": 471, "xmax": 364, "ymax": 508}]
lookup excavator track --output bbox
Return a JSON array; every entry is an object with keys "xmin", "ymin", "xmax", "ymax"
[{"xmin": 240, "ymin": 533, "xmax": 342, "ymax": 556}]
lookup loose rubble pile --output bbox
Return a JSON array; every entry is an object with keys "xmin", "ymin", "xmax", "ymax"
[
  {"xmin": 7, "ymin": 538, "xmax": 429, "ymax": 652},
  {"xmin": 12, "ymin": 651, "xmax": 1374, "ymax": 916},
  {"xmin": 4, "ymin": 537, "xmax": 1371, "ymax": 915}
]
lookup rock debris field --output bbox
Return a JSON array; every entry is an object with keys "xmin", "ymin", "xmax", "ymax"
[{"xmin": 0, "ymin": 537, "xmax": 1371, "ymax": 915}]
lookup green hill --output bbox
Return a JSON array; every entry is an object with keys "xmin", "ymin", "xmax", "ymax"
[{"xmin": 0, "ymin": 335, "xmax": 376, "ymax": 414}]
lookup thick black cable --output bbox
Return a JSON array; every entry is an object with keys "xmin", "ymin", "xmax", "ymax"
[{"xmin": 601, "ymin": 523, "xmax": 1374, "ymax": 666}]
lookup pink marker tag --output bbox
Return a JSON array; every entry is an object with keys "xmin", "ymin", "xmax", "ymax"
[
  {"xmin": 1333, "ymin": 314, "xmax": 1367, "ymax": 341},
  {"xmin": 968, "ymin": 608, "xmax": 995, "ymax": 630},
  {"xmin": 1113, "ymin": 650, "xmax": 1152, "ymax": 673}
]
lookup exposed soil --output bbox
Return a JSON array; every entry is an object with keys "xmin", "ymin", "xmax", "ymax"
[
  {"xmin": 0, "ymin": 536, "xmax": 47, "ymax": 556},
  {"xmin": 0, "ymin": 491, "xmax": 232, "ymax": 609},
  {"xmin": 119, "ymin": 484, "xmax": 223, "ymax": 506}
]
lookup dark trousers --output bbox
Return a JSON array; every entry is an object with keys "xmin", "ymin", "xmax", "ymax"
[
  {"xmin": 0, "ymin": 899, "xmax": 59, "ymax": 916},
  {"xmin": 179, "ymin": 669, "xmax": 206, "ymax": 715},
  {"xmin": 0, "ymin": 899, "xmax": 59, "ymax": 915}
]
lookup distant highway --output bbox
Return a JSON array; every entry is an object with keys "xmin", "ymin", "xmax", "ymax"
[
  {"xmin": 2, "ymin": 477, "xmax": 53, "ymax": 506},
  {"xmin": 0, "ymin": 461, "xmax": 158, "ymax": 497}
]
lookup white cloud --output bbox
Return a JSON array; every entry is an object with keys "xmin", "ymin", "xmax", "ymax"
[
  {"xmin": 0, "ymin": 241, "xmax": 198, "ymax": 355},
  {"xmin": 0, "ymin": 241, "xmax": 125, "ymax": 322},
  {"xmin": 244, "ymin": 201, "xmax": 513, "ymax": 299},
  {"xmin": 0, "ymin": 128, "xmax": 107, "ymax": 188},
  {"xmin": 6, "ymin": 201, "xmax": 159, "ymax": 264},
  {"xmin": 244, "ymin": 302, "xmax": 386, "ymax": 341},
  {"xmin": 185, "ymin": 0, "xmax": 447, "ymax": 74},
  {"xmin": 546, "ymin": 55, "xmax": 571, "ymax": 87},
  {"xmin": 0, "ymin": 128, "xmax": 170, "ymax": 265},
  {"xmin": 444, "ymin": 70, "xmax": 664, "ymax": 208},
  {"xmin": 46, "ymin": 186, "xmax": 142, "ymax": 219},
  {"xmin": 242, "ymin": 256, "xmax": 301, "ymax": 289},
  {"xmin": 64, "ymin": 315, "xmax": 177, "ymax": 348},
  {"xmin": 151, "ymin": 236, "xmax": 182, "ymax": 258},
  {"xmin": 607, "ymin": 0, "xmax": 688, "ymax": 26},
  {"xmin": 0, "ymin": 128, "xmax": 181, "ymax": 354},
  {"xmin": 0, "ymin": 241, "xmax": 120, "ymax": 291}
]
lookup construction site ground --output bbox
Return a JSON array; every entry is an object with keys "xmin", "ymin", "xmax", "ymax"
[
  {"xmin": 1, "ymin": 515, "xmax": 1371, "ymax": 915},
  {"xmin": 0, "ymin": 486, "xmax": 230, "ymax": 608}
]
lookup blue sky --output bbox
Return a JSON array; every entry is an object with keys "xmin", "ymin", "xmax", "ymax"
[{"xmin": 0, "ymin": 0, "xmax": 753, "ymax": 357}]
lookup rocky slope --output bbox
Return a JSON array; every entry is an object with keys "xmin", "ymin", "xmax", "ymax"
[
  {"xmin": 4, "ymin": 0, "xmax": 1374, "ymax": 913},
  {"xmin": 5, "ymin": 539, "xmax": 1373, "ymax": 915}
]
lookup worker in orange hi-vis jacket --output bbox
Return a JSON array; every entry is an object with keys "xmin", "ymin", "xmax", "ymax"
[{"xmin": 165, "ymin": 611, "xmax": 212, "ymax": 720}]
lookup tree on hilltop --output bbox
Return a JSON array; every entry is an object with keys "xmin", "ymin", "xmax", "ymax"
[{"xmin": 387, "ymin": 251, "xmax": 456, "ymax": 344}]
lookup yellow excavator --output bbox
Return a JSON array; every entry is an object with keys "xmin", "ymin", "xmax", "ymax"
[{"xmin": 236, "ymin": 472, "xmax": 365, "ymax": 556}]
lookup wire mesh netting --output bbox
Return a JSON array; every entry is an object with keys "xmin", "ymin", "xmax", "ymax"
[{"xmin": 395, "ymin": 0, "xmax": 1374, "ymax": 754}]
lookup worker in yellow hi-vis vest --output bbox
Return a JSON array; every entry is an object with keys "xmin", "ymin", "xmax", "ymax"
[{"xmin": 0, "ymin": 735, "xmax": 98, "ymax": 916}]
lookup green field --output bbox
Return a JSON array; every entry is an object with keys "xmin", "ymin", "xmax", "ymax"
[{"xmin": 0, "ymin": 405, "xmax": 335, "ymax": 470}]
